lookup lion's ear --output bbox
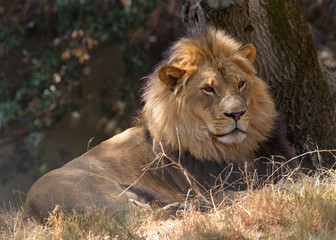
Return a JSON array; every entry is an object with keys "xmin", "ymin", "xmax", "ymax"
[
  {"xmin": 238, "ymin": 44, "xmax": 256, "ymax": 63},
  {"xmin": 157, "ymin": 65, "xmax": 186, "ymax": 90}
]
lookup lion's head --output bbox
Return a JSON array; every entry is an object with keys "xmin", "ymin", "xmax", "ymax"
[{"xmin": 142, "ymin": 28, "xmax": 276, "ymax": 164}]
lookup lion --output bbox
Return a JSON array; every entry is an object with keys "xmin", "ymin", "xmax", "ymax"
[{"xmin": 24, "ymin": 27, "xmax": 297, "ymax": 221}]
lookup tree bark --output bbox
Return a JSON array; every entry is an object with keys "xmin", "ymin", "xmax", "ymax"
[{"xmin": 183, "ymin": 0, "xmax": 336, "ymax": 168}]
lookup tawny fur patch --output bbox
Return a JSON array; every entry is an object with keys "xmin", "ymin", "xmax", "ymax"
[{"xmin": 142, "ymin": 27, "xmax": 277, "ymax": 164}]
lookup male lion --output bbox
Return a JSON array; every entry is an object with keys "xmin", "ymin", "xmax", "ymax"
[{"xmin": 24, "ymin": 27, "xmax": 297, "ymax": 220}]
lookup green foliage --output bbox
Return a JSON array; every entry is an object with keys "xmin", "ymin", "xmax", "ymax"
[
  {"xmin": 0, "ymin": 101, "xmax": 20, "ymax": 130},
  {"xmin": 1, "ymin": 0, "xmax": 159, "ymax": 131},
  {"xmin": 0, "ymin": 0, "xmax": 162, "ymax": 179}
]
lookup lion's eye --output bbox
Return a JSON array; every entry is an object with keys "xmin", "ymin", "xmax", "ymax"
[
  {"xmin": 238, "ymin": 81, "xmax": 246, "ymax": 90},
  {"xmin": 202, "ymin": 86, "xmax": 215, "ymax": 94}
]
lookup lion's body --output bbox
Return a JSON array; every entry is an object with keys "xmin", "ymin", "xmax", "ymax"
[
  {"xmin": 24, "ymin": 28, "xmax": 297, "ymax": 220},
  {"xmin": 24, "ymin": 126, "xmax": 188, "ymax": 220}
]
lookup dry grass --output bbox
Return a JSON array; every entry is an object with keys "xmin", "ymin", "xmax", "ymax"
[{"xmin": 2, "ymin": 170, "xmax": 336, "ymax": 239}]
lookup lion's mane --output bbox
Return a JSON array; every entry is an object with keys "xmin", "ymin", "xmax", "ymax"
[{"xmin": 141, "ymin": 28, "xmax": 278, "ymax": 164}]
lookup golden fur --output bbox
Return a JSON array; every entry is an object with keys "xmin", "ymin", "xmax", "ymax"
[
  {"xmin": 142, "ymin": 27, "xmax": 277, "ymax": 163},
  {"xmin": 24, "ymin": 28, "xmax": 288, "ymax": 221}
]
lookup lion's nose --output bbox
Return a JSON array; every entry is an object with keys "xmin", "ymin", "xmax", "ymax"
[{"xmin": 224, "ymin": 110, "xmax": 246, "ymax": 121}]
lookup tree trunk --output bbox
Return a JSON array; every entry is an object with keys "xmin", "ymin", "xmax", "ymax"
[{"xmin": 184, "ymin": 0, "xmax": 336, "ymax": 168}]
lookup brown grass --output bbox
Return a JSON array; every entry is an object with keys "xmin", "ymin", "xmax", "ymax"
[{"xmin": 2, "ymin": 170, "xmax": 336, "ymax": 239}]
